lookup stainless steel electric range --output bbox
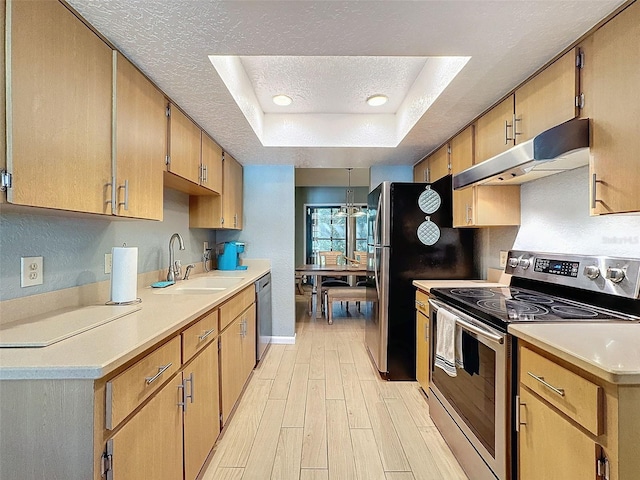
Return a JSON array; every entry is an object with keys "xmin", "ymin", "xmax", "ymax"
[{"xmin": 427, "ymin": 250, "xmax": 640, "ymax": 480}]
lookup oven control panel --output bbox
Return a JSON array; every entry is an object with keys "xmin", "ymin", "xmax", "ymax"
[
  {"xmin": 505, "ymin": 250, "xmax": 640, "ymax": 300},
  {"xmin": 534, "ymin": 258, "xmax": 579, "ymax": 277}
]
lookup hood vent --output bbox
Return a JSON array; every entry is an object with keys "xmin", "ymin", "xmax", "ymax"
[{"xmin": 453, "ymin": 117, "xmax": 590, "ymax": 190}]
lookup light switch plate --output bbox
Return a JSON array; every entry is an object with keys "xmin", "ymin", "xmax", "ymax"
[
  {"xmin": 21, "ymin": 256, "xmax": 43, "ymax": 287},
  {"xmin": 499, "ymin": 250, "xmax": 508, "ymax": 268}
]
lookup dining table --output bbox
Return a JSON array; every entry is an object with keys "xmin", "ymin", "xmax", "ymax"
[{"xmin": 295, "ymin": 264, "xmax": 368, "ymax": 318}]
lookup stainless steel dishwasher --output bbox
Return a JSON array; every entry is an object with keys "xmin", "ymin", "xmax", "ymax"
[{"xmin": 255, "ymin": 273, "xmax": 272, "ymax": 362}]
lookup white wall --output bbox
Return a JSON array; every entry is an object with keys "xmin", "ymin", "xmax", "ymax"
[
  {"xmin": 514, "ymin": 166, "xmax": 640, "ymax": 257},
  {"xmin": 218, "ymin": 165, "xmax": 296, "ymax": 339}
]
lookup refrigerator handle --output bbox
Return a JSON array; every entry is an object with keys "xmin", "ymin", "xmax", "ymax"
[
  {"xmin": 374, "ymin": 192, "xmax": 382, "ymax": 247},
  {"xmin": 374, "ymin": 246, "xmax": 380, "ymax": 298}
]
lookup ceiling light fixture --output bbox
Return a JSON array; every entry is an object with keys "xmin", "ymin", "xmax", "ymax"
[
  {"xmin": 335, "ymin": 168, "xmax": 367, "ymax": 219},
  {"xmin": 366, "ymin": 94, "xmax": 388, "ymax": 107},
  {"xmin": 272, "ymin": 94, "xmax": 292, "ymax": 106}
]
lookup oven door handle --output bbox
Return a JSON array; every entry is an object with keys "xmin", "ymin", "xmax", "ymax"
[{"xmin": 428, "ymin": 299, "xmax": 504, "ymax": 345}]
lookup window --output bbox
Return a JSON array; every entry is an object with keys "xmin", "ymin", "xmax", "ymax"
[{"xmin": 305, "ymin": 205, "xmax": 367, "ymax": 263}]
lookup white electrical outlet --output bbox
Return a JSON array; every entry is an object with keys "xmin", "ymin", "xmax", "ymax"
[
  {"xmin": 21, "ymin": 256, "xmax": 43, "ymax": 287},
  {"xmin": 105, "ymin": 253, "xmax": 112, "ymax": 274},
  {"xmin": 499, "ymin": 250, "xmax": 508, "ymax": 268}
]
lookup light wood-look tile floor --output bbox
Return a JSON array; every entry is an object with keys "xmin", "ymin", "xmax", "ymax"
[{"xmin": 201, "ymin": 296, "xmax": 468, "ymax": 480}]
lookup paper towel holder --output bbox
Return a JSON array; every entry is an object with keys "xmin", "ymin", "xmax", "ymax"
[{"xmin": 106, "ymin": 243, "xmax": 142, "ymax": 306}]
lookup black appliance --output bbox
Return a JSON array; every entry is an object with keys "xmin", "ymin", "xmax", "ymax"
[{"xmin": 364, "ymin": 177, "xmax": 477, "ymax": 380}]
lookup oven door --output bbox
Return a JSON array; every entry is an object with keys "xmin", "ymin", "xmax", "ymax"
[{"xmin": 428, "ymin": 299, "xmax": 510, "ymax": 480}]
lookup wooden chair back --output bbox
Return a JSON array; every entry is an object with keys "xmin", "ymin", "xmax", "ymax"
[
  {"xmin": 318, "ymin": 251, "xmax": 344, "ymax": 266},
  {"xmin": 352, "ymin": 251, "xmax": 367, "ymax": 265}
]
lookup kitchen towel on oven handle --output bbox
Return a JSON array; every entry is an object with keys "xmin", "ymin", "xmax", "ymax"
[{"xmin": 435, "ymin": 308, "xmax": 464, "ymax": 377}]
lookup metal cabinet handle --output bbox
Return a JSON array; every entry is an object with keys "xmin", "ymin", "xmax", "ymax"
[
  {"xmin": 118, "ymin": 179, "xmax": 129, "ymax": 211},
  {"xmin": 105, "ymin": 182, "xmax": 114, "ymax": 207},
  {"xmin": 515, "ymin": 395, "xmax": 526, "ymax": 432},
  {"xmin": 505, "ymin": 119, "xmax": 511, "ymax": 144},
  {"xmin": 527, "ymin": 372, "xmax": 565, "ymax": 397},
  {"xmin": 234, "ymin": 213, "xmax": 238, "ymax": 227},
  {"xmin": 415, "ymin": 300, "xmax": 425, "ymax": 308},
  {"xmin": 466, "ymin": 204, "xmax": 472, "ymax": 224},
  {"xmin": 591, "ymin": 173, "xmax": 604, "ymax": 210},
  {"xmin": 198, "ymin": 328, "xmax": 216, "ymax": 341},
  {"xmin": 512, "ymin": 114, "xmax": 521, "ymax": 140},
  {"xmin": 185, "ymin": 372, "xmax": 194, "ymax": 405},
  {"xmin": 145, "ymin": 362, "xmax": 173, "ymax": 385},
  {"xmin": 204, "ymin": 165, "xmax": 208, "ymax": 183},
  {"xmin": 424, "ymin": 322, "xmax": 428, "ymax": 342}
]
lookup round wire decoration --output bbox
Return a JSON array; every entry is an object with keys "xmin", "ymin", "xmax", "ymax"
[
  {"xmin": 418, "ymin": 186, "xmax": 441, "ymax": 215},
  {"xmin": 417, "ymin": 217, "xmax": 441, "ymax": 246}
]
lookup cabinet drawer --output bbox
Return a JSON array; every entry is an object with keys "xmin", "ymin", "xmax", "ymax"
[
  {"xmin": 415, "ymin": 290, "xmax": 430, "ymax": 316},
  {"xmin": 520, "ymin": 346, "xmax": 602, "ymax": 435},
  {"xmin": 106, "ymin": 336, "xmax": 181, "ymax": 430},
  {"xmin": 219, "ymin": 285, "xmax": 255, "ymax": 331},
  {"xmin": 182, "ymin": 308, "xmax": 218, "ymax": 364}
]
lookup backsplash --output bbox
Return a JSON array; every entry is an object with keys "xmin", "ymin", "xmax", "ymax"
[
  {"xmin": 514, "ymin": 166, "xmax": 640, "ymax": 257},
  {"xmin": 0, "ymin": 189, "xmax": 214, "ymax": 302}
]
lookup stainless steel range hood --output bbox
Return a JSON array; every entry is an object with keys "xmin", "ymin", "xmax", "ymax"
[{"xmin": 453, "ymin": 117, "xmax": 590, "ymax": 190}]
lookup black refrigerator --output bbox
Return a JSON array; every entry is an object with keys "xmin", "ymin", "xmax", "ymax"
[{"xmin": 364, "ymin": 177, "xmax": 477, "ymax": 380}]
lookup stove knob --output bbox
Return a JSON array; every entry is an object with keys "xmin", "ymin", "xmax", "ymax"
[
  {"xmin": 518, "ymin": 258, "xmax": 531, "ymax": 269},
  {"xmin": 583, "ymin": 265, "xmax": 600, "ymax": 280},
  {"xmin": 606, "ymin": 267, "xmax": 626, "ymax": 284},
  {"xmin": 508, "ymin": 257, "xmax": 519, "ymax": 268}
]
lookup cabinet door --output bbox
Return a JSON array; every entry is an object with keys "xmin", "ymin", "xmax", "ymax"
[
  {"xmin": 168, "ymin": 104, "xmax": 201, "ymax": 185},
  {"xmin": 450, "ymin": 126, "xmax": 474, "ymax": 175},
  {"xmin": 8, "ymin": 0, "xmax": 112, "ymax": 213},
  {"xmin": 223, "ymin": 153, "xmax": 244, "ymax": 229},
  {"xmin": 201, "ymin": 133, "xmax": 223, "ymax": 194},
  {"xmin": 454, "ymin": 186, "xmax": 520, "ymax": 227},
  {"xmin": 414, "ymin": 158, "xmax": 429, "ymax": 182},
  {"xmin": 453, "ymin": 188, "xmax": 475, "ymax": 227},
  {"xmin": 426, "ymin": 145, "xmax": 450, "ymax": 183},
  {"xmin": 518, "ymin": 388, "xmax": 597, "ymax": 480},
  {"xmin": 416, "ymin": 310, "xmax": 429, "ymax": 391},
  {"xmin": 582, "ymin": 1, "xmax": 640, "ymax": 215},
  {"xmin": 219, "ymin": 320, "xmax": 244, "ymax": 424},
  {"xmin": 107, "ymin": 375, "xmax": 183, "ymax": 480},
  {"xmin": 514, "ymin": 49, "xmax": 578, "ymax": 144},
  {"xmin": 114, "ymin": 53, "xmax": 165, "ymax": 220},
  {"xmin": 183, "ymin": 342, "xmax": 220, "ymax": 480},
  {"xmin": 241, "ymin": 303, "xmax": 257, "ymax": 378},
  {"xmin": 475, "ymin": 95, "xmax": 515, "ymax": 163}
]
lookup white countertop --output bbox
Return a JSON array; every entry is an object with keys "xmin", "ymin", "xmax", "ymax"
[
  {"xmin": 0, "ymin": 261, "xmax": 270, "ymax": 380},
  {"xmin": 413, "ymin": 279, "xmax": 506, "ymax": 293},
  {"xmin": 509, "ymin": 323, "xmax": 640, "ymax": 385}
]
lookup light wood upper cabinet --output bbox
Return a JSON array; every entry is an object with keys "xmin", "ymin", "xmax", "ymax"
[
  {"xmin": 475, "ymin": 95, "xmax": 515, "ymax": 163},
  {"xmin": 414, "ymin": 145, "xmax": 450, "ymax": 183},
  {"xmin": 166, "ymin": 103, "xmax": 202, "ymax": 186},
  {"xmin": 114, "ymin": 53, "xmax": 165, "ymax": 220},
  {"xmin": 6, "ymin": 0, "xmax": 112, "ymax": 214},
  {"xmin": 451, "ymin": 125, "xmax": 521, "ymax": 227},
  {"xmin": 106, "ymin": 374, "xmax": 183, "ymax": 480},
  {"xmin": 201, "ymin": 133, "xmax": 223, "ymax": 194},
  {"xmin": 189, "ymin": 152, "xmax": 244, "ymax": 229},
  {"xmin": 183, "ymin": 342, "xmax": 220, "ymax": 480},
  {"xmin": 582, "ymin": 1, "xmax": 640, "ymax": 215},
  {"xmin": 514, "ymin": 49, "xmax": 579, "ymax": 144}
]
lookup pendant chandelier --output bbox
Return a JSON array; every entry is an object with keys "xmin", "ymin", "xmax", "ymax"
[{"xmin": 334, "ymin": 168, "xmax": 366, "ymax": 218}]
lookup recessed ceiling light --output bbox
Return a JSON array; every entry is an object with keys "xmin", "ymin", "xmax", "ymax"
[
  {"xmin": 272, "ymin": 94, "xmax": 292, "ymax": 106},
  {"xmin": 366, "ymin": 94, "xmax": 388, "ymax": 107}
]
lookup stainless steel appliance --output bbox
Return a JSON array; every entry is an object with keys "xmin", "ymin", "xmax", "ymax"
[
  {"xmin": 255, "ymin": 273, "xmax": 272, "ymax": 362},
  {"xmin": 365, "ymin": 178, "xmax": 476, "ymax": 380},
  {"xmin": 428, "ymin": 250, "xmax": 640, "ymax": 480}
]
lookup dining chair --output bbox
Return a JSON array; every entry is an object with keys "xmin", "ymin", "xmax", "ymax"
[{"xmin": 318, "ymin": 251, "xmax": 350, "ymax": 315}]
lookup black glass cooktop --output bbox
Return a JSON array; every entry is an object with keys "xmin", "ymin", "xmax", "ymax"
[{"xmin": 431, "ymin": 286, "xmax": 640, "ymax": 329}]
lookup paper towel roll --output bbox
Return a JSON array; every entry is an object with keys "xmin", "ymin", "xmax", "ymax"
[{"xmin": 110, "ymin": 246, "xmax": 138, "ymax": 303}]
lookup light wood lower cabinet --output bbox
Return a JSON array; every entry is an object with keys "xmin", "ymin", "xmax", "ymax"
[
  {"xmin": 518, "ymin": 387, "xmax": 597, "ymax": 480},
  {"xmin": 183, "ymin": 341, "xmax": 220, "ymax": 480},
  {"xmin": 106, "ymin": 374, "xmax": 184, "ymax": 480},
  {"xmin": 220, "ymin": 302, "xmax": 256, "ymax": 424},
  {"xmin": 415, "ymin": 289, "xmax": 430, "ymax": 392}
]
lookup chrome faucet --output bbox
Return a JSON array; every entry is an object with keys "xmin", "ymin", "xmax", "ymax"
[{"xmin": 167, "ymin": 233, "xmax": 185, "ymax": 282}]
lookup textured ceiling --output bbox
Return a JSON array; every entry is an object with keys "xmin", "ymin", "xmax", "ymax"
[{"xmin": 65, "ymin": 0, "xmax": 625, "ymax": 168}]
